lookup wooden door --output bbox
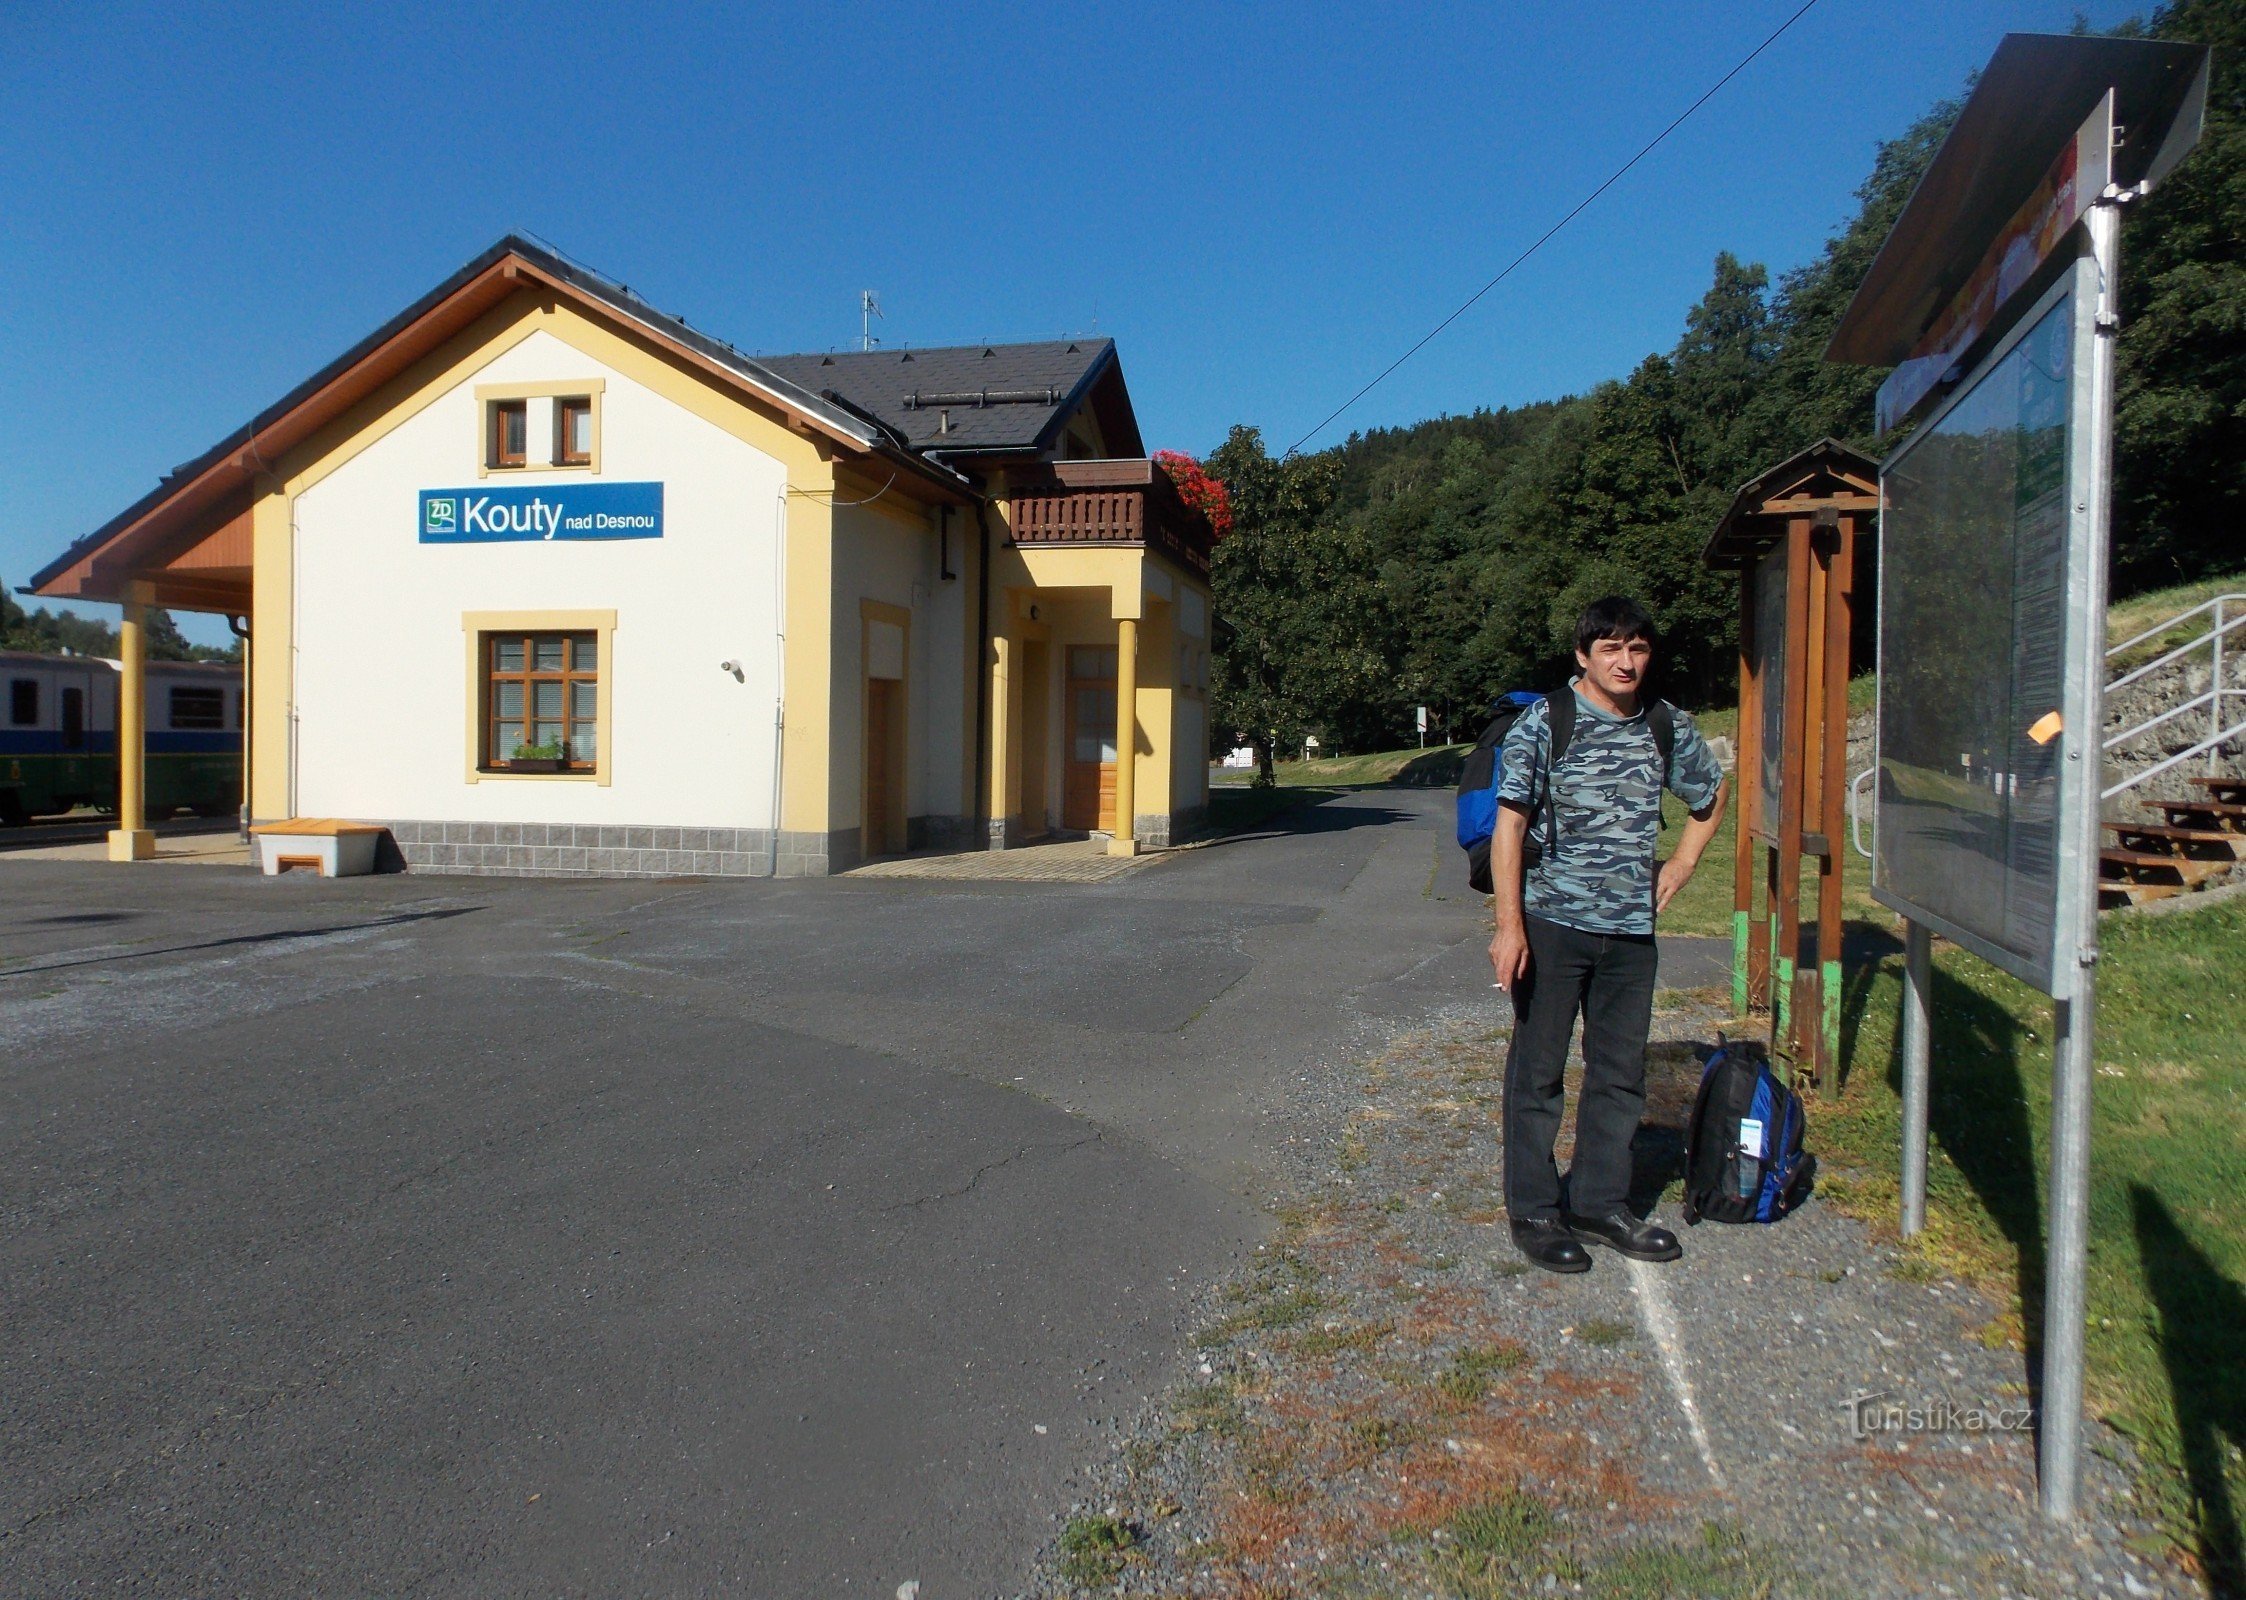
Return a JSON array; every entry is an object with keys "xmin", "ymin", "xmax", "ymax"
[
  {"xmin": 1062, "ymin": 646, "xmax": 1118, "ymax": 832},
  {"xmin": 864, "ymin": 677, "xmax": 896, "ymax": 856}
]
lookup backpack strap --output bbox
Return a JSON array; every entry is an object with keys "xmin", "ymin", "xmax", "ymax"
[
  {"xmin": 1542, "ymin": 690, "xmax": 1575, "ymax": 858},
  {"xmin": 1649, "ymin": 698, "xmax": 1676, "ymax": 783},
  {"xmin": 1678, "ymin": 1046, "xmax": 1725, "ymax": 1226}
]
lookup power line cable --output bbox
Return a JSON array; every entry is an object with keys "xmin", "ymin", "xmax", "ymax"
[{"xmin": 1284, "ymin": 0, "xmax": 1826, "ymax": 457}]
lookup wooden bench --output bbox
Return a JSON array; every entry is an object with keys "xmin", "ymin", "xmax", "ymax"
[{"xmin": 249, "ymin": 818, "xmax": 387, "ymax": 878}]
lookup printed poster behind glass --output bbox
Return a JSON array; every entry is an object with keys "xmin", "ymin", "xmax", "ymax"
[{"xmin": 1874, "ymin": 270, "xmax": 2082, "ymax": 987}]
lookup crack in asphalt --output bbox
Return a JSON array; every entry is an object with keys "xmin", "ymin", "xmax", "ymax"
[{"xmin": 879, "ymin": 1131, "xmax": 1105, "ymax": 1214}]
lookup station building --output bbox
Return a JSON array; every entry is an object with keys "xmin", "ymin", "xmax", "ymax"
[{"xmin": 28, "ymin": 237, "xmax": 1217, "ymax": 874}]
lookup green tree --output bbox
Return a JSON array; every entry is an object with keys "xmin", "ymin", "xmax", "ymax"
[
  {"xmin": 1206, "ymin": 426, "xmax": 1385, "ymax": 780},
  {"xmin": 2110, "ymin": 0, "xmax": 2246, "ymax": 588}
]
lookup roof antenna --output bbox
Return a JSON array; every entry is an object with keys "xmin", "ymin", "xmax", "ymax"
[{"xmin": 861, "ymin": 290, "xmax": 883, "ymax": 352}]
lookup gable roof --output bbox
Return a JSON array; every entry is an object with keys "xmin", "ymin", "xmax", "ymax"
[
  {"xmin": 1702, "ymin": 438, "xmax": 1881, "ymax": 568},
  {"xmin": 29, "ymin": 235, "xmax": 974, "ymax": 602},
  {"xmin": 756, "ymin": 339, "xmax": 1143, "ymax": 459}
]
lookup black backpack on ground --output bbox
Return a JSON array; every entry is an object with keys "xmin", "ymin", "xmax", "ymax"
[
  {"xmin": 1453, "ymin": 690, "xmax": 1676, "ymax": 895},
  {"xmin": 1680, "ymin": 1037, "xmax": 1816, "ymax": 1225}
]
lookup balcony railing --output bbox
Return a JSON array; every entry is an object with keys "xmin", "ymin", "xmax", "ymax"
[{"xmin": 1006, "ymin": 459, "xmax": 1215, "ymax": 577}]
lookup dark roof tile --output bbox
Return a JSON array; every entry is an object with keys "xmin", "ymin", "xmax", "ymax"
[{"xmin": 756, "ymin": 339, "xmax": 1116, "ymax": 456}]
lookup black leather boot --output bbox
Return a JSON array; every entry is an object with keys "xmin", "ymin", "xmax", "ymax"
[
  {"xmin": 1510, "ymin": 1216, "xmax": 1592, "ymax": 1274},
  {"xmin": 1564, "ymin": 1210, "xmax": 1683, "ymax": 1262}
]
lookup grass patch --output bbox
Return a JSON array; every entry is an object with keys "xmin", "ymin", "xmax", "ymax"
[
  {"xmin": 1820, "ymin": 894, "xmax": 2246, "ymax": 1585},
  {"xmin": 1434, "ymin": 1342, "xmax": 1530, "ymax": 1406},
  {"xmin": 1431, "ymin": 1489, "xmax": 1556, "ymax": 1599},
  {"xmin": 1588, "ymin": 1519, "xmax": 1781, "ymax": 1599},
  {"xmin": 1347, "ymin": 1414, "xmax": 1421, "ymax": 1455},
  {"xmin": 1447, "ymin": 1488, "xmax": 1552, "ymax": 1559},
  {"xmin": 1172, "ymin": 1378, "xmax": 1248, "ymax": 1439},
  {"xmin": 1285, "ymin": 1320, "xmax": 1394, "ymax": 1359},
  {"xmin": 1214, "ymin": 743, "xmax": 1470, "ymax": 790},
  {"xmin": 1574, "ymin": 1316, "xmax": 1635, "ymax": 1348},
  {"xmin": 1202, "ymin": 1284, "xmax": 1326, "ymax": 1342},
  {"xmin": 2106, "ymin": 568, "xmax": 2246, "ymax": 672},
  {"xmin": 1056, "ymin": 1513, "xmax": 1138, "ymax": 1586}
]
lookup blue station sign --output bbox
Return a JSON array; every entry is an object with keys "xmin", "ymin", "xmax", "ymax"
[{"xmin": 419, "ymin": 482, "xmax": 663, "ymax": 543}]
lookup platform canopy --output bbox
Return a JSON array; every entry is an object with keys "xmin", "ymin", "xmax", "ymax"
[{"xmin": 1827, "ymin": 32, "xmax": 2207, "ymax": 378}]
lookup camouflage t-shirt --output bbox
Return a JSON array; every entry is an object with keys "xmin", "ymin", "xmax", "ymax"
[{"xmin": 1496, "ymin": 682, "xmax": 1724, "ymax": 936}]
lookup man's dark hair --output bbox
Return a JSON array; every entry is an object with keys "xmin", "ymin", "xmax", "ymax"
[{"xmin": 1575, "ymin": 595, "xmax": 1657, "ymax": 657}]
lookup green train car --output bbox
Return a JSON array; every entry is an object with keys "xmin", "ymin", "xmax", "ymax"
[{"xmin": 1, "ymin": 651, "xmax": 243, "ymax": 825}]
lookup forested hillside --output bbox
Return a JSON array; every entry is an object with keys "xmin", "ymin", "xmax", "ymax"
[{"xmin": 1209, "ymin": 0, "xmax": 2246, "ymax": 764}]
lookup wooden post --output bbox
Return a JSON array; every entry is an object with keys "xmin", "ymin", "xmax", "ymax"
[
  {"xmin": 1796, "ymin": 524, "xmax": 1831, "ymax": 1084},
  {"xmin": 1732, "ymin": 565, "xmax": 1761, "ymax": 1016},
  {"xmin": 1772, "ymin": 516, "xmax": 1814, "ymax": 1077},
  {"xmin": 1814, "ymin": 512, "xmax": 1857, "ymax": 1093}
]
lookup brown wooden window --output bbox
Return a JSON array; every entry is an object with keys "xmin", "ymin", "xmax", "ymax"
[
  {"xmin": 483, "ymin": 632, "xmax": 599, "ymax": 770},
  {"xmin": 488, "ymin": 399, "xmax": 528, "ymax": 468},
  {"xmin": 555, "ymin": 396, "xmax": 593, "ymax": 465}
]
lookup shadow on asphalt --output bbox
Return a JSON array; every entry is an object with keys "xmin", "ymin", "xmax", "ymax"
[
  {"xmin": 1195, "ymin": 793, "xmax": 1415, "ymax": 852},
  {"xmin": 0, "ymin": 907, "xmax": 482, "ymax": 978}
]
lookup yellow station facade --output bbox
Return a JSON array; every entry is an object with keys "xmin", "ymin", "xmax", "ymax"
[{"xmin": 30, "ymin": 237, "xmax": 1216, "ymax": 875}]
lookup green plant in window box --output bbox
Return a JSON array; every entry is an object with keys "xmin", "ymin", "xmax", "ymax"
[{"xmin": 506, "ymin": 738, "xmax": 568, "ymax": 773}]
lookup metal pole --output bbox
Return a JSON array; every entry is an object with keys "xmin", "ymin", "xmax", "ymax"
[
  {"xmin": 2042, "ymin": 196, "xmax": 2124, "ymax": 1525},
  {"xmin": 2214, "ymin": 596, "xmax": 2226, "ymax": 774},
  {"xmin": 1899, "ymin": 917, "xmax": 1931, "ymax": 1237}
]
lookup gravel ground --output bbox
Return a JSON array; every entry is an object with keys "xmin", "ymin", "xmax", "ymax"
[{"xmin": 1033, "ymin": 988, "xmax": 2193, "ymax": 1599}]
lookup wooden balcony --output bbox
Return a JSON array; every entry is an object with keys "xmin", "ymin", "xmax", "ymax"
[{"xmin": 1005, "ymin": 459, "xmax": 1216, "ymax": 577}]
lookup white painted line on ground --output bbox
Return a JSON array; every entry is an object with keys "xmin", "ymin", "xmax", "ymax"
[{"xmin": 1626, "ymin": 1255, "xmax": 1727, "ymax": 1490}]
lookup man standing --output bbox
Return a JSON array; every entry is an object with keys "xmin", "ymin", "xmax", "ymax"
[{"xmin": 1488, "ymin": 597, "xmax": 1727, "ymax": 1273}]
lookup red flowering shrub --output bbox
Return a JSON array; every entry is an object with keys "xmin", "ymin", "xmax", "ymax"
[{"xmin": 1153, "ymin": 449, "xmax": 1234, "ymax": 541}]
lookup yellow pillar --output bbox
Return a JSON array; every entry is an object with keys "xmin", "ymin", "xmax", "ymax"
[
  {"xmin": 108, "ymin": 590, "xmax": 155, "ymax": 861},
  {"xmin": 1109, "ymin": 615, "xmax": 1139, "ymax": 857},
  {"xmin": 987, "ymin": 628, "xmax": 1014, "ymax": 849},
  {"xmin": 235, "ymin": 619, "xmax": 252, "ymax": 835}
]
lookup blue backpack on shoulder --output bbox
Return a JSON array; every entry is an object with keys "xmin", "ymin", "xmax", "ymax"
[
  {"xmin": 1453, "ymin": 690, "xmax": 1674, "ymax": 894},
  {"xmin": 1680, "ymin": 1038, "xmax": 1815, "ymax": 1225}
]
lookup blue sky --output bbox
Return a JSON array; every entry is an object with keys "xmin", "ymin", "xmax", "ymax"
[{"xmin": 2, "ymin": 0, "xmax": 2146, "ymax": 645}]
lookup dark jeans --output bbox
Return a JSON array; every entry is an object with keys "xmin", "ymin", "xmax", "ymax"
[{"xmin": 1502, "ymin": 913, "xmax": 1659, "ymax": 1220}]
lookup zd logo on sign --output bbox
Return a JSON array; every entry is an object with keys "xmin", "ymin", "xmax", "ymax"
[{"xmin": 423, "ymin": 497, "xmax": 458, "ymax": 535}]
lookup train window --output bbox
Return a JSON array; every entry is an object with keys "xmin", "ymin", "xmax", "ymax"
[
  {"xmin": 8, "ymin": 678, "xmax": 34, "ymax": 726},
  {"xmin": 170, "ymin": 686, "xmax": 226, "ymax": 729},
  {"xmin": 61, "ymin": 687, "xmax": 84, "ymax": 750},
  {"xmin": 482, "ymin": 631, "xmax": 600, "ymax": 771}
]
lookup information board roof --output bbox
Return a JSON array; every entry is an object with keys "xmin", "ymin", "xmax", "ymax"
[
  {"xmin": 1826, "ymin": 33, "xmax": 2207, "ymax": 369},
  {"xmin": 1702, "ymin": 438, "xmax": 1879, "ymax": 568}
]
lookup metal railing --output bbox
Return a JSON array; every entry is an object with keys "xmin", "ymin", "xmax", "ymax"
[{"xmin": 2102, "ymin": 592, "xmax": 2246, "ymax": 799}]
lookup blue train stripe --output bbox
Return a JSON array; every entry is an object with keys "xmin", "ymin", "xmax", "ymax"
[{"xmin": 0, "ymin": 731, "xmax": 240, "ymax": 756}]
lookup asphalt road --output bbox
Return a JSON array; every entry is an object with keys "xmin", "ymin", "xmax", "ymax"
[{"xmin": 0, "ymin": 789, "xmax": 1728, "ymax": 1597}]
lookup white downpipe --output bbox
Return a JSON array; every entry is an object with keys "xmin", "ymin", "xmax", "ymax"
[
  {"xmin": 769, "ymin": 486, "xmax": 787, "ymax": 876},
  {"xmin": 287, "ymin": 497, "xmax": 301, "ymax": 818}
]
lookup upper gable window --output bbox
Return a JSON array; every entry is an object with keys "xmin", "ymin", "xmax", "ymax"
[
  {"xmin": 475, "ymin": 381, "xmax": 604, "ymax": 475},
  {"xmin": 488, "ymin": 400, "xmax": 528, "ymax": 469},
  {"xmin": 555, "ymin": 397, "xmax": 593, "ymax": 465}
]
